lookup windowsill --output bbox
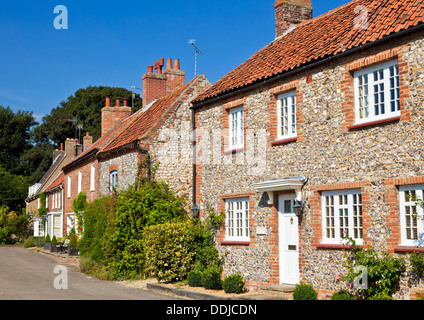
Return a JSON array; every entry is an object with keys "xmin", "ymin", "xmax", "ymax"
[
  {"xmin": 316, "ymin": 243, "xmax": 365, "ymax": 250},
  {"xmin": 347, "ymin": 116, "xmax": 401, "ymax": 130},
  {"xmin": 271, "ymin": 136, "xmax": 298, "ymax": 146},
  {"xmin": 220, "ymin": 240, "xmax": 250, "ymax": 246},
  {"xmin": 394, "ymin": 246, "xmax": 424, "ymax": 253},
  {"xmin": 224, "ymin": 147, "xmax": 244, "ymax": 155}
]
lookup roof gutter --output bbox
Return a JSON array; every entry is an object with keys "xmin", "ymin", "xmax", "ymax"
[{"xmin": 191, "ymin": 23, "xmax": 424, "ymax": 110}]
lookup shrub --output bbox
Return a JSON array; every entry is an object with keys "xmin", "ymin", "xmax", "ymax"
[
  {"xmin": 31, "ymin": 236, "xmax": 45, "ymax": 247},
  {"xmin": 45, "ymin": 234, "xmax": 51, "ymax": 243},
  {"xmin": 78, "ymin": 196, "xmax": 113, "ymax": 260},
  {"xmin": 331, "ymin": 290, "xmax": 356, "ymax": 300},
  {"xmin": 369, "ymin": 292, "xmax": 395, "ymax": 300},
  {"xmin": 23, "ymin": 237, "xmax": 35, "ymax": 247},
  {"xmin": 222, "ymin": 273, "xmax": 245, "ymax": 294},
  {"xmin": 416, "ymin": 293, "xmax": 424, "ymax": 300},
  {"xmin": 293, "ymin": 283, "xmax": 318, "ymax": 300},
  {"xmin": 188, "ymin": 270, "xmax": 203, "ymax": 287},
  {"xmin": 409, "ymin": 252, "xmax": 424, "ymax": 278},
  {"xmin": 342, "ymin": 239, "xmax": 405, "ymax": 300},
  {"xmin": 68, "ymin": 228, "xmax": 78, "ymax": 247},
  {"xmin": 202, "ymin": 265, "xmax": 222, "ymax": 290},
  {"xmin": 144, "ymin": 220, "xmax": 196, "ymax": 282},
  {"xmin": 0, "ymin": 228, "xmax": 10, "ymax": 244},
  {"xmin": 51, "ymin": 235, "xmax": 57, "ymax": 244}
]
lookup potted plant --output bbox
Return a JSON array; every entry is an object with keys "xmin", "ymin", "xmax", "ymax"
[
  {"xmin": 50, "ymin": 235, "xmax": 58, "ymax": 252},
  {"xmin": 43, "ymin": 234, "xmax": 51, "ymax": 251},
  {"xmin": 68, "ymin": 228, "xmax": 79, "ymax": 256}
]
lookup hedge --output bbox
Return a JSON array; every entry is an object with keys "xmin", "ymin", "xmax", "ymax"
[{"xmin": 144, "ymin": 220, "xmax": 196, "ymax": 282}]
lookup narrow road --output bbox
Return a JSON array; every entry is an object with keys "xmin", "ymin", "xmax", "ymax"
[{"xmin": 0, "ymin": 246, "xmax": 176, "ymax": 300}]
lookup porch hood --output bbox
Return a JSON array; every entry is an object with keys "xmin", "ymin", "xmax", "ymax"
[{"xmin": 252, "ymin": 176, "xmax": 308, "ymax": 205}]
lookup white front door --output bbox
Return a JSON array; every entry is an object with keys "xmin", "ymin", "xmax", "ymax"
[{"xmin": 278, "ymin": 194, "xmax": 300, "ymax": 285}]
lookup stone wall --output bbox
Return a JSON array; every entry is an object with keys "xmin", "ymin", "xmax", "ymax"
[
  {"xmin": 194, "ymin": 32, "xmax": 424, "ymax": 298},
  {"xmin": 150, "ymin": 74, "xmax": 212, "ymax": 206},
  {"xmin": 99, "ymin": 151, "xmax": 139, "ymax": 196}
]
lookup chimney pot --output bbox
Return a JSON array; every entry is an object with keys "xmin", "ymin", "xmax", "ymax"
[
  {"xmin": 159, "ymin": 58, "xmax": 165, "ymax": 67},
  {"xmin": 147, "ymin": 65, "xmax": 154, "ymax": 73},
  {"xmin": 123, "ymin": 98, "xmax": 128, "ymax": 107},
  {"xmin": 116, "ymin": 97, "xmax": 121, "ymax": 107},
  {"xmin": 154, "ymin": 61, "xmax": 162, "ymax": 74},
  {"xmin": 174, "ymin": 59, "xmax": 180, "ymax": 70},
  {"xmin": 106, "ymin": 97, "xmax": 111, "ymax": 107},
  {"xmin": 60, "ymin": 143, "xmax": 63, "ymax": 151},
  {"xmin": 166, "ymin": 58, "xmax": 172, "ymax": 69}
]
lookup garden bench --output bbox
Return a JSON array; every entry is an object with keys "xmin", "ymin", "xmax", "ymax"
[{"xmin": 57, "ymin": 239, "xmax": 70, "ymax": 254}]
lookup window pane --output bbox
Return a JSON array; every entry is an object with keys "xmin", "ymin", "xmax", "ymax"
[
  {"xmin": 356, "ymin": 62, "xmax": 399, "ymax": 121},
  {"xmin": 225, "ymin": 199, "xmax": 249, "ymax": 240},
  {"xmin": 323, "ymin": 191, "xmax": 362, "ymax": 242},
  {"xmin": 284, "ymin": 200, "xmax": 291, "ymax": 213},
  {"xmin": 279, "ymin": 93, "xmax": 296, "ymax": 137}
]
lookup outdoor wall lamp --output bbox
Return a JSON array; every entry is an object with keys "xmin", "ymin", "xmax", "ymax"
[
  {"xmin": 293, "ymin": 200, "xmax": 305, "ymax": 217},
  {"xmin": 191, "ymin": 204, "xmax": 200, "ymax": 220}
]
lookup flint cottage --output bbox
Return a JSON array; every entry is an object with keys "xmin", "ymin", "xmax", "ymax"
[{"xmin": 191, "ymin": 0, "xmax": 424, "ymax": 299}]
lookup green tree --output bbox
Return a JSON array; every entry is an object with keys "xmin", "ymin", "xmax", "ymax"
[
  {"xmin": 0, "ymin": 165, "xmax": 28, "ymax": 212},
  {"xmin": 0, "ymin": 105, "xmax": 36, "ymax": 176},
  {"xmin": 32, "ymin": 86, "xmax": 142, "ymax": 146}
]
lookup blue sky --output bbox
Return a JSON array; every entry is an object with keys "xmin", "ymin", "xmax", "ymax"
[{"xmin": 0, "ymin": 0, "xmax": 351, "ymax": 122}]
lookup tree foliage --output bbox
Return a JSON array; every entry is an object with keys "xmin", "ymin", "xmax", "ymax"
[
  {"xmin": 32, "ymin": 86, "xmax": 142, "ymax": 145},
  {"xmin": 0, "ymin": 106, "xmax": 36, "ymax": 176},
  {"xmin": 0, "ymin": 164, "xmax": 28, "ymax": 212}
]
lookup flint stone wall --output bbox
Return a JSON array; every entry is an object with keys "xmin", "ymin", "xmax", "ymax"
[{"xmin": 195, "ymin": 32, "xmax": 424, "ymax": 298}]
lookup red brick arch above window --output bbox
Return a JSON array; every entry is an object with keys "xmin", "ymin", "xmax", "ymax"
[{"xmin": 109, "ymin": 164, "xmax": 118, "ymax": 173}]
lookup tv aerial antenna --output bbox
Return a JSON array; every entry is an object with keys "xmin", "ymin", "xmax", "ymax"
[
  {"xmin": 67, "ymin": 118, "xmax": 83, "ymax": 143},
  {"xmin": 131, "ymin": 86, "xmax": 142, "ymax": 109},
  {"xmin": 188, "ymin": 39, "xmax": 203, "ymax": 77}
]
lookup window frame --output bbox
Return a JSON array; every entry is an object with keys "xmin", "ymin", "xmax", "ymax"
[
  {"xmin": 110, "ymin": 170, "xmax": 118, "ymax": 192},
  {"xmin": 353, "ymin": 60, "xmax": 400, "ymax": 125},
  {"xmin": 77, "ymin": 171, "xmax": 82, "ymax": 194},
  {"xmin": 321, "ymin": 189, "xmax": 363, "ymax": 245},
  {"xmin": 399, "ymin": 185, "xmax": 424, "ymax": 247},
  {"xmin": 90, "ymin": 164, "xmax": 95, "ymax": 192},
  {"xmin": 277, "ymin": 91, "xmax": 297, "ymax": 140},
  {"xmin": 228, "ymin": 106, "xmax": 244, "ymax": 150},
  {"xmin": 224, "ymin": 197, "xmax": 250, "ymax": 242},
  {"xmin": 67, "ymin": 176, "xmax": 71, "ymax": 198}
]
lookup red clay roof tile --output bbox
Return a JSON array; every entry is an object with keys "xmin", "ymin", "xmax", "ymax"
[{"xmin": 193, "ymin": 0, "xmax": 424, "ymax": 104}]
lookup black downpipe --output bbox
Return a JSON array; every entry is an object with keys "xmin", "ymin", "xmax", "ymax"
[{"xmin": 191, "ymin": 108, "xmax": 198, "ymax": 219}]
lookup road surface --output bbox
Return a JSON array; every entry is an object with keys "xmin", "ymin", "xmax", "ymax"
[{"xmin": 0, "ymin": 246, "xmax": 176, "ymax": 300}]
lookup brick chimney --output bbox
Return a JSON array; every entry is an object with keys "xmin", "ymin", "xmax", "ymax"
[
  {"xmin": 142, "ymin": 58, "xmax": 186, "ymax": 108},
  {"xmin": 83, "ymin": 132, "xmax": 93, "ymax": 150},
  {"xmin": 64, "ymin": 138, "xmax": 78, "ymax": 158},
  {"xmin": 101, "ymin": 97, "xmax": 132, "ymax": 136},
  {"xmin": 275, "ymin": 0, "xmax": 312, "ymax": 39}
]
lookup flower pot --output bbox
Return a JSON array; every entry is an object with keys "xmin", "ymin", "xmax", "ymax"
[
  {"xmin": 68, "ymin": 246, "xmax": 78, "ymax": 256},
  {"xmin": 50, "ymin": 244, "xmax": 58, "ymax": 253},
  {"xmin": 43, "ymin": 242, "xmax": 51, "ymax": 251}
]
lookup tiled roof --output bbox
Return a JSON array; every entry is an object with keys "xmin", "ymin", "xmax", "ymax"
[
  {"xmin": 44, "ymin": 171, "xmax": 64, "ymax": 193},
  {"xmin": 100, "ymin": 83, "xmax": 188, "ymax": 154},
  {"xmin": 193, "ymin": 0, "xmax": 424, "ymax": 104},
  {"xmin": 64, "ymin": 74, "xmax": 208, "ymax": 168},
  {"xmin": 99, "ymin": 74, "xmax": 208, "ymax": 154},
  {"xmin": 63, "ymin": 112, "xmax": 136, "ymax": 170},
  {"xmin": 37, "ymin": 152, "xmax": 65, "ymax": 186}
]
